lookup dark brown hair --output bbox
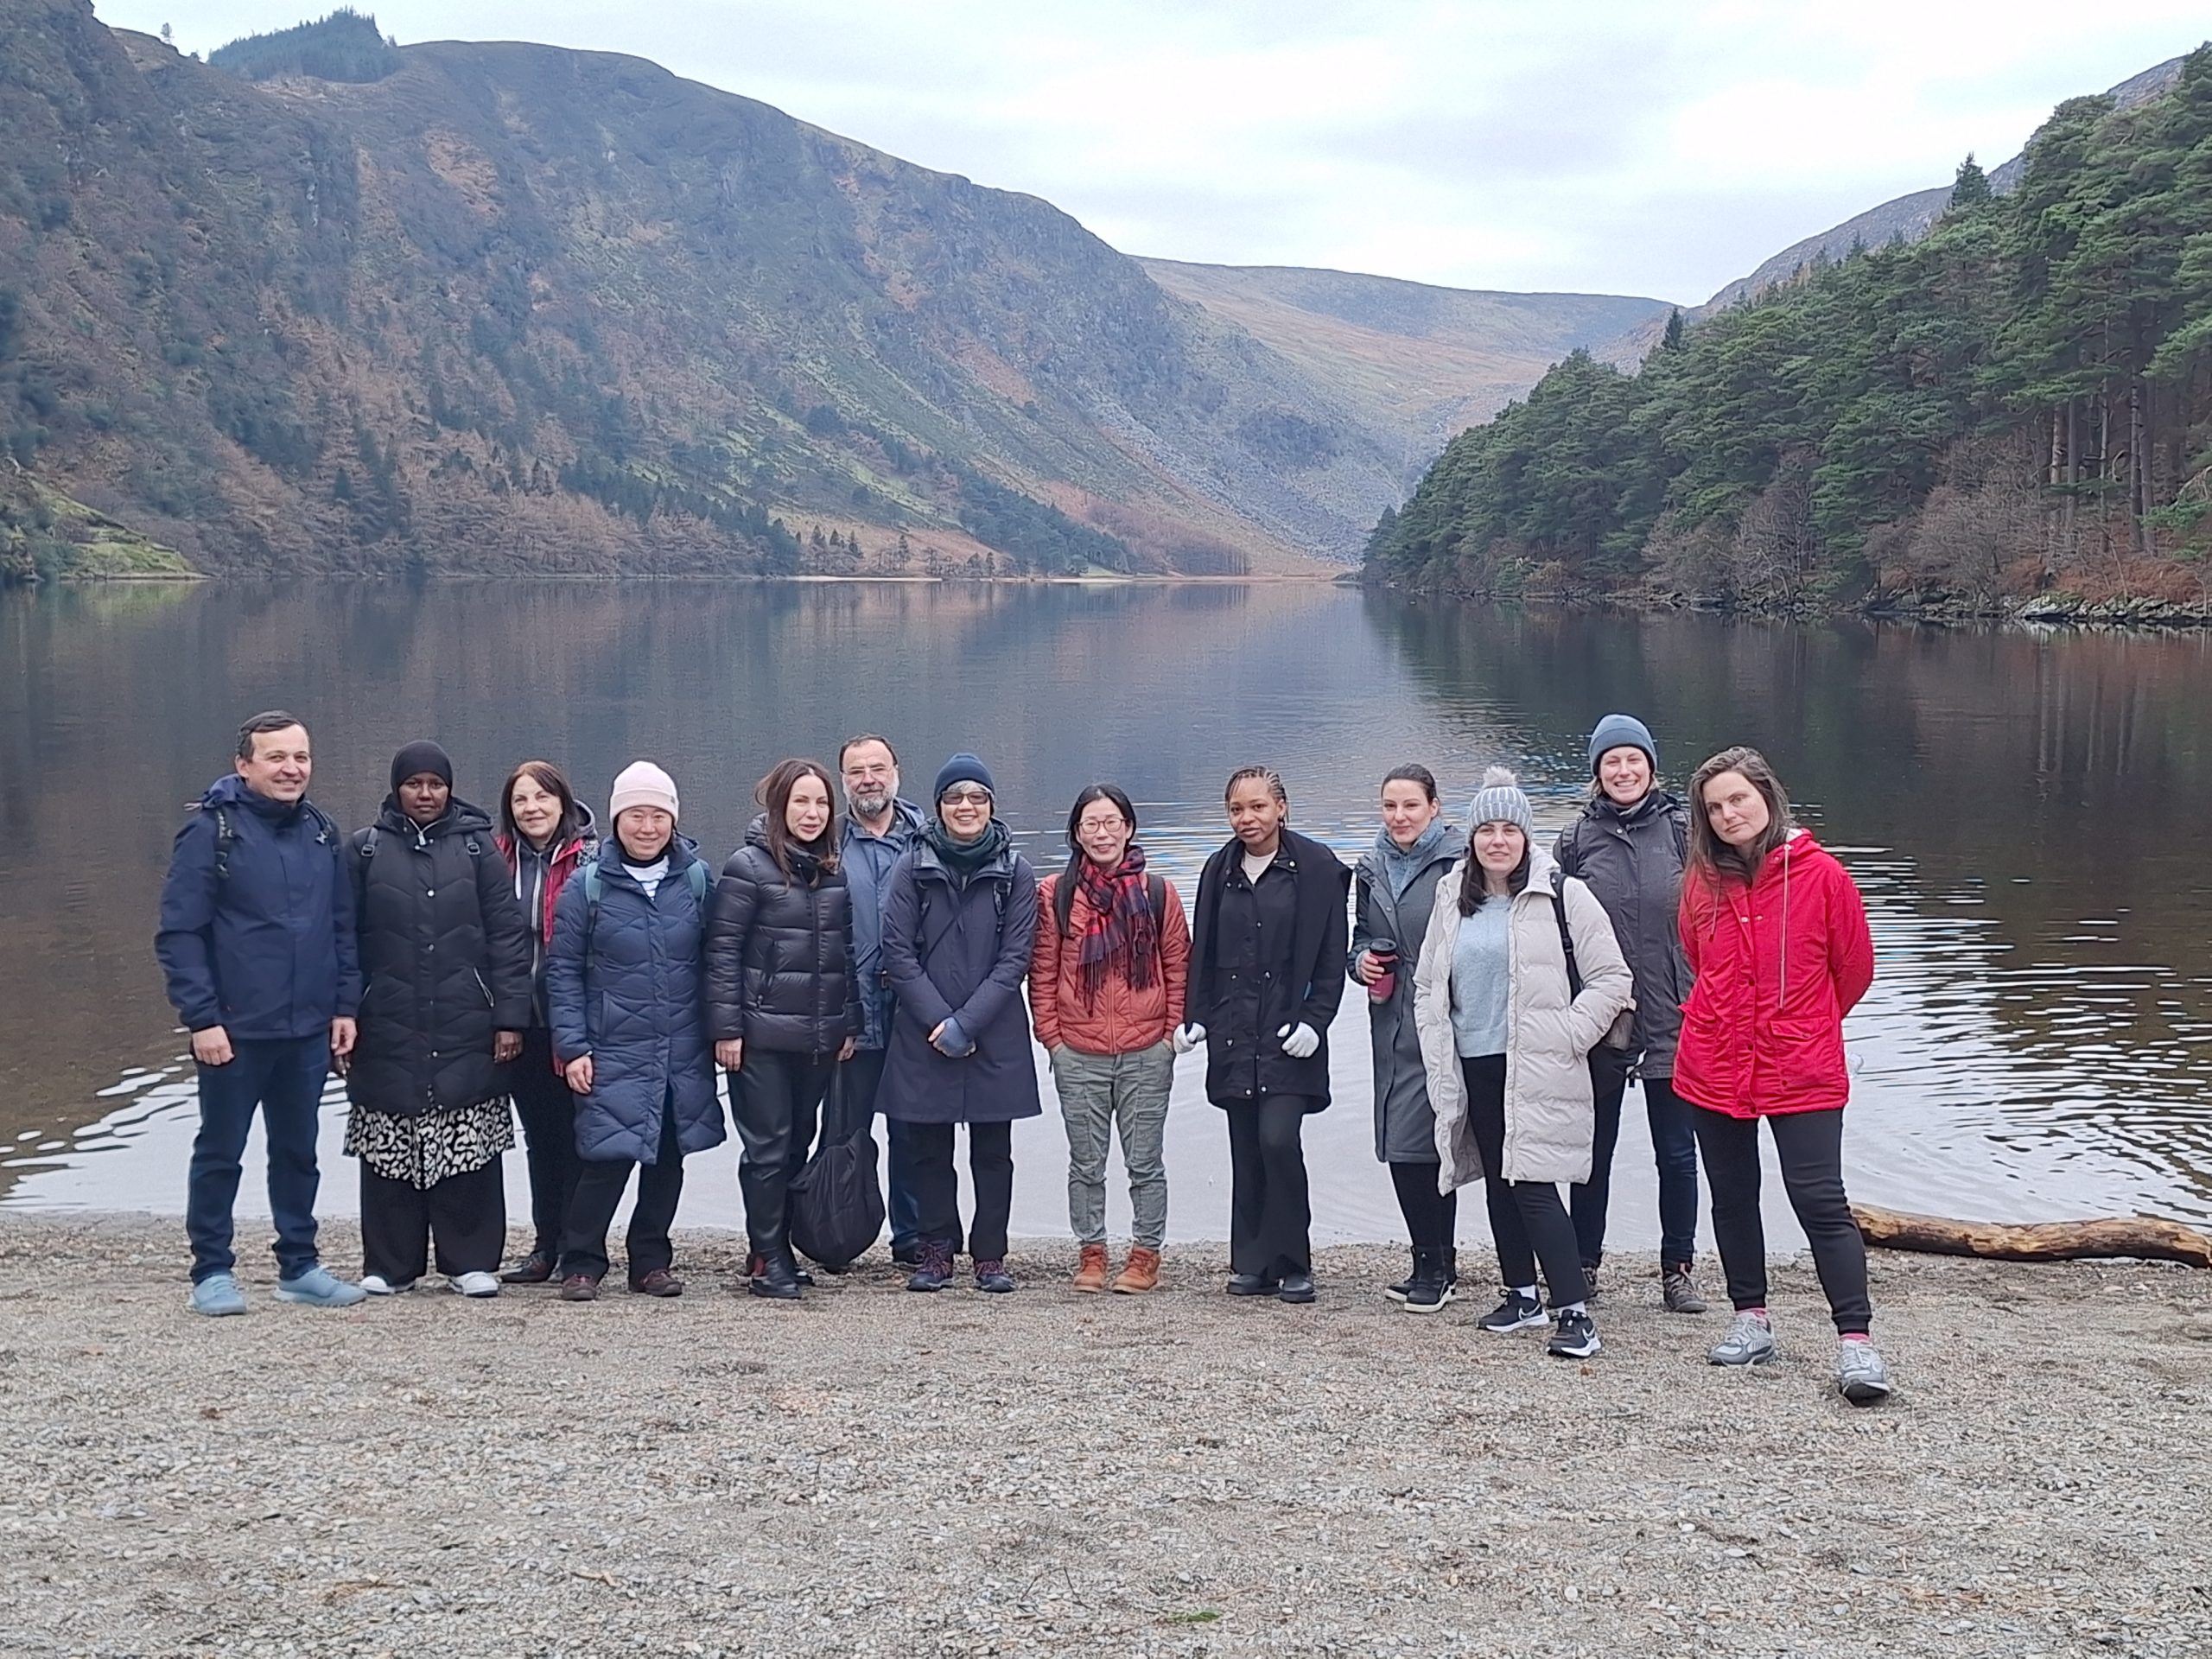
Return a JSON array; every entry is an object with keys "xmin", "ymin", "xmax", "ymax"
[
  {"xmin": 1457, "ymin": 831, "xmax": 1530, "ymax": 915},
  {"xmin": 1382, "ymin": 763, "xmax": 1439, "ymax": 803},
  {"xmin": 838, "ymin": 734, "xmax": 899, "ymax": 769},
  {"xmin": 1686, "ymin": 746, "xmax": 1796, "ymax": 889},
  {"xmin": 1224, "ymin": 766, "xmax": 1287, "ymax": 808},
  {"xmin": 235, "ymin": 710, "xmax": 307, "ymax": 760},
  {"xmin": 500, "ymin": 760, "xmax": 581, "ymax": 849},
  {"xmin": 757, "ymin": 758, "xmax": 840, "ymax": 882}
]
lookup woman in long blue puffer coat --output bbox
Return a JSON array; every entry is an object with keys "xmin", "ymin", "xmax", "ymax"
[{"xmin": 546, "ymin": 761, "xmax": 724, "ymax": 1300}]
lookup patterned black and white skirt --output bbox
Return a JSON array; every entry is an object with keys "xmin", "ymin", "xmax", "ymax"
[{"xmin": 344, "ymin": 1099, "xmax": 517, "ymax": 1190}]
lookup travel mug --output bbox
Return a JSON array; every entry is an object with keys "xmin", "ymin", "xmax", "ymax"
[{"xmin": 1367, "ymin": 939, "xmax": 1398, "ymax": 1001}]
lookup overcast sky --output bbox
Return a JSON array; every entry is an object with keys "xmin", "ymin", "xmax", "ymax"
[{"xmin": 98, "ymin": 1, "xmax": 2209, "ymax": 304}]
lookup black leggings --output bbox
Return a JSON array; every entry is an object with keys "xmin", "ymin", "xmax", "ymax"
[
  {"xmin": 512, "ymin": 1027, "xmax": 580, "ymax": 1259},
  {"xmin": 1692, "ymin": 1106, "xmax": 1872, "ymax": 1334},
  {"xmin": 1388, "ymin": 1160, "xmax": 1457, "ymax": 1252},
  {"xmin": 1462, "ymin": 1055, "xmax": 1585, "ymax": 1309}
]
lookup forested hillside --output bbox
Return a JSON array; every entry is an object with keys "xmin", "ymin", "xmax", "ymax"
[{"xmin": 1367, "ymin": 47, "xmax": 2212, "ymax": 614}]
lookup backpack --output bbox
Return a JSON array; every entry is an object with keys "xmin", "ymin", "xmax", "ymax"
[
  {"xmin": 200, "ymin": 800, "xmax": 337, "ymax": 883},
  {"xmin": 579, "ymin": 858, "xmax": 709, "ymax": 970},
  {"xmin": 1548, "ymin": 869, "xmax": 1634, "ymax": 1050}
]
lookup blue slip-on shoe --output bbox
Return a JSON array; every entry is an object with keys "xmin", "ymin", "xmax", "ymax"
[
  {"xmin": 274, "ymin": 1264, "xmax": 368, "ymax": 1308},
  {"xmin": 188, "ymin": 1273, "xmax": 248, "ymax": 1317}
]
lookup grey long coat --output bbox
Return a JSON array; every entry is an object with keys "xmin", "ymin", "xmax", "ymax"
[
  {"xmin": 1553, "ymin": 790, "xmax": 1692, "ymax": 1079},
  {"xmin": 1350, "ymin": 839, "xmax": 1459, "ymax": 1163},
  {"xmin": 1413, "ymin": 847, "xmax": 1634, "ymax": 1189}
]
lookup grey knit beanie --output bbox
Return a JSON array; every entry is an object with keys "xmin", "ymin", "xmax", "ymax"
[
  {"xmin": 1587, "ymin": 713, "xmax": 1658, "ymax": 777},
  {"xmin": 1469, "ymin": 766, "xmax": 1535, "ymax": 835}
]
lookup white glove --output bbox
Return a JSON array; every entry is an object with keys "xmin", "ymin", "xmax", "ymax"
[
  {"xmin": 1277, "ymin": 1021, "xmax": 1319, "ymax": 1059},
  {"xmin": 1172, "ymin": 1022, "xmax": 1205, "ymax": 1056}
]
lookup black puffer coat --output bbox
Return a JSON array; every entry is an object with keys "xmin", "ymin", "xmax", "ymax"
[
  {"xmin": 347, "ymin": 798, "xmax": 533, "ymax": 1117},
  {"xmin": 705, "ymin": 816, "xmax": 861, "ymax": 1056}
]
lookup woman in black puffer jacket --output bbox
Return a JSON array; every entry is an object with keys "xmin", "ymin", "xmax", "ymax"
[
  {"xmin": 346, "ymin": 741, "xmax": 534, "ymax": 1299},
  {"xmin": 705, "ymin": 758, "xmax": 861, "ymax": 1300}
]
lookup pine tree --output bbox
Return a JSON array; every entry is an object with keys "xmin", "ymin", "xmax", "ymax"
[{"xmin": 1948, "ymin": 153, "xmax": 1993, "ymax": 210}]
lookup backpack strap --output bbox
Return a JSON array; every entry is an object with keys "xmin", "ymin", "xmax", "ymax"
[
  {"xmin": 1548, "ymin": 868, "xmax": 1584, "ymax": 1001},
  {"xmin": 685, "ymin": 860, "xmax": 709, "ymax": 905},
  {"xmin": 211, "ymin": 806, "xmax": 235, "ymax": 884}
]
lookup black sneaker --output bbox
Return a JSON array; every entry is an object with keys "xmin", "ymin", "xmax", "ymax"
[
  {"xmin": 973, "ymin": 1258, "xmax": 1016, "ymax": 1294},
  {"xmin": 1548, "ymin": 1308, "xmax": 1602, "ymax": 1359},
  {"xmin": 1477, "ymin": 1288, "xmax": 1548, "ymax": 1333},
  {"xmin": 906, "ymin": 1242, "xmax": 955, "ymax": 1292},
  {"xmin": 1225, "ymin": 1273, "xmax": 1280, "ymax": 1296}
]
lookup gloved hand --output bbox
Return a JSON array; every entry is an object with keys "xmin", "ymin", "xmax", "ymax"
[
  {"xmin": 1172, "ymin": 1022, "xmax": 1205, "ymax": 1056},
  {"xmin": 1277, "ymin": 1021, "xmax": 1320, "ymax": 1059},
  {"xmin": 930, "ymin": 1015, "xmax": 976, "ymax": 1058}
]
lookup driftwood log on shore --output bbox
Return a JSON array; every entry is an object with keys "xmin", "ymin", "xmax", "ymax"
[{"xmin": 1852, "ymin": 1204, "xmax": 2212, "ymax": 1268}]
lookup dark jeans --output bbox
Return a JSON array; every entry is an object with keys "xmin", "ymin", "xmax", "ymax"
[
  {"xmin": 1389, "ymin": 1160, "xmax": 1457, "ymax": 1252},
  {"xmin": 1224, "ymin": 1095, "xmax": 1314, "ymax": 1280},
  {"xmin": 1692, "ymin": 1105, "xmax": 1872, "ymax": 1334},
  {"xmin": 1573, "ymin": 1047, "xmax": 1701, "ymax": 1268},
  {"xmin": 891, "ymin": 1120, "xmax": 1013, "ymax": 1262},
  {"xmin": 1463, "ymin": 1055, "xmax": 1586, "ymax": 1308},
  {"xmin": 512, "ymin": 1027, "xmax": 579, "ymax": 1259},
  {"xmin": 186, "ymin": 1033, "xmax": 329, "ymax": 1283},
  {"xmin": 734, "ymin": 1046, "xmax": 836, "ymax": 1255},
  {"xmin": 557, "ymin": 1090, "xmax": 685, "ymax": 1284},
  {"xmin": 360, "ymin": 1158, "xmax": 505, "ymax": 1282},
  {"xmin": 838, "ymin": 1046, "xmax": 923, "ymax": 1253}
]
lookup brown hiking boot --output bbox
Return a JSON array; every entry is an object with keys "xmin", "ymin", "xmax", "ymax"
[
  {"xmin": 1111, "ymin": 1246, "xmax": 1161, "ymax": 1294},
  {"xmin": 1071, "ymin": 1243, "xmax": 1109, "ymax": 1294}
]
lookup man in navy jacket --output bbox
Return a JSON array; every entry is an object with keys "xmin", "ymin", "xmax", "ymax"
[{"xmin": 156, "ymin": 711, "xmax": 366, "ymax": 1313}]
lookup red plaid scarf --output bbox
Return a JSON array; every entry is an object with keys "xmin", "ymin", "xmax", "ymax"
[{"xmin": 1076, "ymin": 846, "xmax": 1160, "ymax": 1005}]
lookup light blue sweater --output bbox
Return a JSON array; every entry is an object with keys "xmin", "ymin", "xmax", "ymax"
[{"xmin": 1449, "ymin": 899, "xmax": 1511, "ymax": 1058}]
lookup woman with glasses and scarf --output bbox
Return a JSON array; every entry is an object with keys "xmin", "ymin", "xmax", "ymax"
[
  {"xmin": 876, "ymin": 754, "xmax": 1041, "ymax": 1293},
  {"xmin": 1031, "ymin": 785, "xmax": 1191, "ymax": 1294}
]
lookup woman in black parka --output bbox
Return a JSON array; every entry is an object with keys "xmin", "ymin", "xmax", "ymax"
[
  {"xmin": 1185, "ymin": 766, "xmax": 1350, "ymax": 1305},
  {"xmin": 346, "ymin": 741, "xmax": 533, "ymax": 1298},
  {"xmin": 706, "ymin": 758, "xmax": 861, "ymax": 1300}
]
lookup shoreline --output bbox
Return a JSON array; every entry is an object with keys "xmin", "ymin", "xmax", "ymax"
[{"xmin": 5, "ymin": 1210, "xmax": 2206, "ymax": 1656}]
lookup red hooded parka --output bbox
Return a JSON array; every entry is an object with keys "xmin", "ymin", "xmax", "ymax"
[{"xmin": 1673, "ymin": 830, "xmax": 1874, "ymax": 1119}]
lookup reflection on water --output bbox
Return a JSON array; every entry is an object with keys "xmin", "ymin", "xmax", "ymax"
[{"xmin": 3, "ymin": 582, "xmax": 2208, "ymax": 1243}]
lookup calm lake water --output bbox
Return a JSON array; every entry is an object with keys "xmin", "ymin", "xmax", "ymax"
[{"xmin": 3, "ymin": 580, "xmax": 2209, "ymax": 1251}]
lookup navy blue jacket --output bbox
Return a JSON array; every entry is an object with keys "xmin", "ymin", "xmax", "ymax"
[
  {"xmin": 156, "ymin": 774, "xmax": 361, "ymax": 1041},
  {"xmin": 876, "ymin": 832, "xmax": 1042, "ymax": 1126},
  {"xmin": 546, "ymin": 837, "xmax": 725, "ymax": 1166}
]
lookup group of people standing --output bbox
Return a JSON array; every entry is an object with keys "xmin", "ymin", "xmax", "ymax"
[{"xmin": 155, "ymin": 708, "xmax": 1891, "ymax": 1403}]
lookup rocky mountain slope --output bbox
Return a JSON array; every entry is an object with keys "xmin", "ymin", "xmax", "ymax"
[{"xmin": 0, "ymin": 3, "xmax": 1664, "ymax": 576}]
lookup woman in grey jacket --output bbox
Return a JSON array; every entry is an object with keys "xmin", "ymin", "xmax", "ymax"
[
  {"xmin": 1350, "ymin": 765, "xmax": 1461, "ymax": 1313},
  {"xmin": 1414, "ymin": 769, "xmax": 1633, "ymax": 1360},
  {"xmin": 1554, "ymin": 714, "xmax": 1707, "ymax": 1314}
]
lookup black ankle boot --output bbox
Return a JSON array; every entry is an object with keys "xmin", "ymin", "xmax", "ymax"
[
  {"xmin": 1384, "ymin": 1249, "xmax": 1420, "ymax": 1304},
  {"xmin": 1402, "ymin": 1248, "xmax": 1455, "ymax": 1314},
  {"xmin": 749, "ymin": 1249, "xmax": 802, "ymax": 1300}
]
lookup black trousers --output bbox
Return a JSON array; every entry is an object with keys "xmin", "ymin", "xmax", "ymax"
[
  {"xmin": 557, "ymin": 1090, "xmax": 685, "ymax": 1283},
  {"xmin": 1224, "ymin": 1094, "xmax": 1314, "ymax": 1280},
  {"xmin": 1693, "ymin": 1105, "xmax": 1872, "ymax": 1334},
  {"xmin": 1573, "ymin": 1045, "xmax": 1702, "ymax": 1268},
  {"xmin": 890, "ymin": 1119, "xmax": 1012, "ymax": 1262},
  {"xmin": 1389, "ymin": 1160, "xmax": 1457, "ymax": 1252},
  {"xmin": 361, "ymin": 1158, "xmax": 506, "ymax": 1283},
  {"xmin": 512, "ymin": 1027, "xmax": 580, "ymax": 1259},
  {"xmin": 1462, "ymin": 1055, "xmax": 1586, "ymax": 1308},
  {"xmin": 734, "ymin": 1046, "xmax": 836, "ymax": 1255}
]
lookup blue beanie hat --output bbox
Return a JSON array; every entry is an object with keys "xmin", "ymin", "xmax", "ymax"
[
  {"xmin": 932, "ymin": 753, "xmax": 995, "ymax": 803},
  {"xmin": 1587, "ymin": 713, "xmax": 1657, "ymax": 777},
  {"xmin": 1468, "ymin": 766, "xmax": 1534, "ymax": 836}
]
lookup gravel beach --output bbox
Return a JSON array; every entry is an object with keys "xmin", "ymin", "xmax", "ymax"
[{"xmin": 1, "ymin": 1211, "xmax": 2206, "ymax": 1658}]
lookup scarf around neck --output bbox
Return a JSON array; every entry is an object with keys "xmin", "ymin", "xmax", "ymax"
[
  {"xmin": 1375, "ymin": 817, "xmax": 1456, "ymax": 899},
  {"xmin": 923, "ymin": 816, "xmax": 1010, "ymax": 882},
  {"xmin": 1073, "ymin": 844, "xmax": 1159, "ymax": 1004}
]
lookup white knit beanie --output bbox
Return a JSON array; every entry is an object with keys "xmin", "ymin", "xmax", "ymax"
[
  {"xmin": 608, "ymin": 760, "xmax": 679, "ymax": 823},
  {"xmin": 1469, "ymin": 766, "xmax": 1534, "ymax": 835}
]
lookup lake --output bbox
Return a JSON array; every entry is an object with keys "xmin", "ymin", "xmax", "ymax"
[{"xmin": 3, "ymin": 580, "xmax": 2209, "ymax": 1253}]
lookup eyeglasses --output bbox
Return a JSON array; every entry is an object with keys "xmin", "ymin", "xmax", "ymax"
[
  {"xmin": 940, "ymin": 788, "xmax": 993, "ymax": 806},
  {"xmin": 1077, "ymin": 817, "xmax": 1128, "ymax": 835}
]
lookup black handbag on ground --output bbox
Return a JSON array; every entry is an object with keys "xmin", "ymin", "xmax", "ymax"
[{"xmin": 788, "ymin": 1067, "xmax": 887, "ymax": 1267}]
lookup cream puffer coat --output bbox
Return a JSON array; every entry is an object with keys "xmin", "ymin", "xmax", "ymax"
[{"xmin": 1413, "ymin": 846, "xmax": 1635, "ymax": 1190}]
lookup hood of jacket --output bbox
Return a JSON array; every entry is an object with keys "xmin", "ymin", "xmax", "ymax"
[
  {"xmin": 200, "ymin": 771, "xmax": 333, "ymax": 830},
  {"xmin": 375, "ymin": 795, "xmax": 497, "ymax": 842},
  {"xmin": 1355, "ymin": 822, "xmax": 1462, "ymax": 895},
  {"xmin": 910, "ymin": 820, "xmax": 1017, "ymax": 886}
]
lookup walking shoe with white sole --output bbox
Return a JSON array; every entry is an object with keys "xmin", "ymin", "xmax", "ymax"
[
  {"xmin": 359, "ymin": 1274, "xmax": 415, "ymax": 1296},
  {"xmin": 1476, "ymin": 1288, "xmax": 1548, "ymax": 1333},
  {"xmin": 1836, "ymin": 1338, "xmax": 1892, "ymax": 1404},
  {"xmin": 450, "ymin": 1272, "xmax": 501, "ymax": 1298},
  {"xmin": 1707, "ymin": 1310, "xmax": 1777, "ymax": 1366},
  {"xmin": 1548, "ymin": 1308, "xmax": 1602, "ymax": 1359}
]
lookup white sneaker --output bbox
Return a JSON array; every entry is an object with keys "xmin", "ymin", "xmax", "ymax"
[
  {"xmin": 359, "ymin": 1274, "xmax": 415, "ymax": 1296},
  {"xmin": 450, "ymin": 1271, "xmax": 501, "ymax": 1299}
]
